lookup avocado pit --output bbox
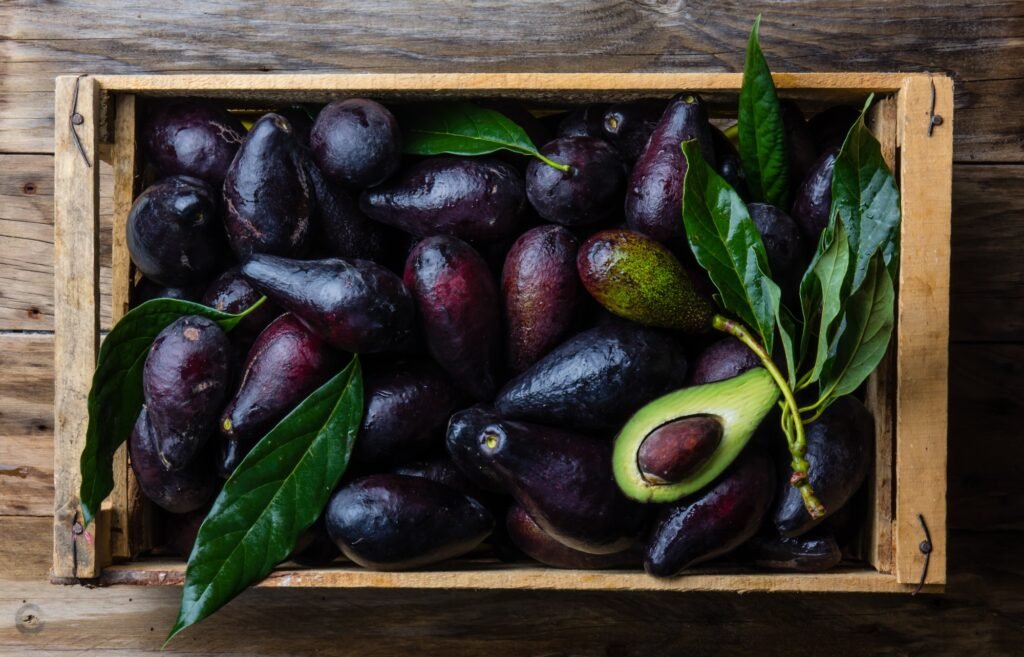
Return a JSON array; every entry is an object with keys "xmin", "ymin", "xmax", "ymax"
[{"xmin": 637, "ymin": 415, "xmax": 723, "ymax": 485}]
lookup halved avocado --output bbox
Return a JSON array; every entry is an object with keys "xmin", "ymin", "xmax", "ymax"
[{"xmin": 613, "ymin": 367, "xmax": 780, "ymax": 503}]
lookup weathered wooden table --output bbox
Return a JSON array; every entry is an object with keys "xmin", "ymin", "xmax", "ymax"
[{"xmin": 1, "ymin": 2, "xmax": 1021, "ymax": 654}]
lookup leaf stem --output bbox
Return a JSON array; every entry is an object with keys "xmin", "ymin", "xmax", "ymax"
[
  {"xmin": 712, "ymin": 314, "xmax": 826, "ymax": 519},
  {"xmin": 536, "ymin": 153, "xmax": 572, "ymax": 173}
]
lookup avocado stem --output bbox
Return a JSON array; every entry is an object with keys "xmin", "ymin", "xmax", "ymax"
[
  {"xmin": 711, "ymin": 314, "xmax": 826, "ymax": 519},
  {"xmin": 536, "ymin": 153, "xmax": 572, "ymax": 173}
]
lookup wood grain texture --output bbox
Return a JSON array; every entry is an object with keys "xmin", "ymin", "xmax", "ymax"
[
  {"xmin": 1, "ymin": 1, "xmax": 1021, "ymax": 161},
  {"xmin": 0, "ymin": 154, "xmax": 113, "ymax": 332},
  {"xmin": 0, "ymin": 531, "xmax": 1019, "ymax": 656},
  {"xmin": 52, "ymin": 75, "xmax": 101, "ymax": 579},
  {"xmin": 0, "ymin": 517, "xmax": 52, "ymax": 581},
  {"xmin": 893, "ymin": 75, "xmax": 952, "ymax": 585},
  {"xmin": 0, "ymin": 335, "xmax": 54, "ymax": 517}
]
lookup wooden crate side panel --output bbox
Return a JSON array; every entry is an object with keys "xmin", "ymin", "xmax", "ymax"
[
  {"xmin": 52, "ymin": 76, "xmax": 102, "ymax": 579},
  {"xmin": 864, "ymin": 96, "xmax": 899, "ymax": 573},
  {"xmin": 106, "ymin": 93, "xmax": 138, "ymax": 562},
  {"xmin": 894, "ymin": 75, "xmax": 952, "ymax": 585}
]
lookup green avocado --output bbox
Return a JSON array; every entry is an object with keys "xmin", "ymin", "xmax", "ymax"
[{"xmin": 612, "ymin": 367, "xmax": 780, "ymax": 503}]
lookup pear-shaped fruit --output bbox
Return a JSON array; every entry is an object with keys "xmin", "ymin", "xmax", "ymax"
[
  {"xmin": 645, "ymin": 448, "xmax": 776, "ymax": 577},
  {"xmin": 325, "ymin": 474, "xmax": 494, "ymax": 571},
  {"xmin": 129, "ymin": 408, "xmax": 216, "ymax": 514},
  {"xmin": 242, "ymin": 254, "xmax": 415, "ymax": 354},
  {"xmin": 505, "ymin": 506, "xmax": 640, "ymax": 570},
  {"xmin": 447, "ymin": 407, "xmax": 646, "ymax": 554},
  {"xmin": 140, "ymin": 99, "xmax": 244, "ymax": 185},
  {"xmin": 495, "ymin": 324, "xmax": 688, "ymax": 433},
  {"xmin": 577, "ymin": 228, "xmax": 714, "ymax": 332},
  {"xmin": 613, "ymin": 367, "xmax": 780, "ymax": 503},
  {"xmin": 741, "ymin": 532, "xmax": 842, "ymax": 572},
  {"xmin": 310, "ymin": 98, "xmax": 401, "ymax": 188},
  {"xmin": 223, "ymin": 113, "xmax": 313, "ymax": 258}
]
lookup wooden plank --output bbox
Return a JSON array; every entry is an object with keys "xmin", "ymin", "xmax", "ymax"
[
  {"xmin": 863, "ymin": 96, "xmax": 898, "ymax": 573},
  {"xmin": 52, "ymin": 75, "xmax": 101, "ymax": 580},
  {"xmin": 950, "ymin": 164, "xmax": 1024, "ymax": 342},
  {"xmin": 0, "ymin": 334, "xmax": 55, "ymax": 517},
  {"xmin": 0, "ymin": 531, "xmax": 1019, "ymax": 656},
  {"xmin": 0, "ymin": 516, "xmax": 52, "ymax": 581},
  {"xmin": 893, "ymin": 75, "xmax": 952, "ymax": 585},
  {"xmin": 0, "ymin": 153, "xmax": 113, "ymax": 332},
  {"xmin": 2, "ymin": 1, "xmax": 1021, "ymax": 161},
  {"xmin": 947, "ymin": 344, "xmax": 1024, "ymax": 531},
  {"xmin": 99, "ymin": 559, "xmax": 933, "ymax": 594}
]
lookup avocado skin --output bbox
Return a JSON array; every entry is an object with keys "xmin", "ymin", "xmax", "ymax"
[
  {"xmin": 741, "ymin": 532, "xmax": 842, "ymax": 572},
  {"xmin": 747, "ymin": 202, "xmax": 807, "ymax": 304},
  {"xmin": 304, "ymin": 158, "xmax": 394, "ymax": 264},
  {"xmin": 773, "ymin": 395, "xmax": 874, "ymax": 537},
  {"xmin": 506, "ymin": 506, "xmax": 641, "ymax": 570},
  {"xmin": 129, "ymin": 408, "xmax": 216, "ymax": 514},
  {"xmin": 690, "ymin": 337, "xmax": 761, "ymax": 385},
  {"xmin": 130, "ymin": 277, "xmax": 205, "ymax": 308},
  {"xmin": 223, "ymin": 113, "xmax": 314, "ymax": 259},
  {"xmin": 404, "ymin": 236, "xmax": 502, "ymax": 401},
  {"xmin": 351, "ymin": 359, "xmax": 462, "ymax": 469},
  {"xmin": 446, "ymin": 407, "xmax": 646, "ymax": 554},
  {"xmin": 325, "ymin": 474, "xmax": 494, "ymax": 571},
  {"xmin": 525, "ymin": 136, "xmax": 627, "ymax": 227},
  {"xmin": 311, "ymin": 99, "xmax": 401, "ymax": 188},
  {"xmin": 502, "ymin": 225, "xmax": 580, "ymax": 373},
  {"xmin": 141, "ymin": 99, "xmax": 244, "ymax": 185},
  {"xmin": 557, "ymin": 104, "xmax": 609, "ymax": 139},
  {"xmin": 360, "ymin": 157, "xmax": 525, "ymax": 242},
  {"xmin": 577, "ymin": 228, "xmax": 714, "ymax": 332},
  {"xmin": 202, "ymin": 266, "xmax": 282, "ymax": 345},
  {"xmin": 710, "ymin": 125, "xmax": 750, "ymax": 200},
  {"xmin": 143, "ymin": 315, "xmax": 231, "ymax": 471},
  {"xmin": 218, "ymin": 313, "xmax": 339, "ymax": 475},
  {"xmin": 809, "ymin": 105, "xmax": 861, "ymax": 151},
  {"xmin": 392, "ymin": 457, "xmax": 483, "ymax": 500},
  {"xmin": 644, "ymin": 448, "xmax": 776, "ymax": 577},
  {"xmin": 624, "ymin": 93, "xmax": 715, "ymax": 246},
  {"xmin": 601, "ymin": 98, "xmax": 666, "ymax": 162},
  {"xmin": 791, "ymin": 146, "xmax": 839, "ymax": 243},
  {"xmin": 242, "ymin": 254, "xmax": 415, "ymax": 354},
  {"xmin": 495, "ymin": 324, "xmax": 688, "ymax": 433},
  {"xmin": 126, "ymin": 175, "xmax": 225, "ymax": 288}
]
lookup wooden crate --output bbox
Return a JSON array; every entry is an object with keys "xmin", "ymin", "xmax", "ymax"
[{"xmin": 53, "ymin": 72, "xmax": 952, "ymax": 593}]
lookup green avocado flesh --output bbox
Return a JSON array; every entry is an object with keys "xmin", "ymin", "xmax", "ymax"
[{"xmin": 612, "ymin": 367, "xmax": 780, "ymax": 503}]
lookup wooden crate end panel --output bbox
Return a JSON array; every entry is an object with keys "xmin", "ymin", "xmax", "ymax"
[{"xmin": 52, "ymin": 75, "xmax": 102, "ymax": 579}]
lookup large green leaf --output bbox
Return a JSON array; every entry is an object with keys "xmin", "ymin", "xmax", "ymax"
[
  {"xmin": 737, "ymin": 15, "xmax": 789, "ymax": 207},
  {"xmin": 832, "ymin": 97, "xmax": 901, "ymax": 288},
  {"xmin": 682, "ymin": 139, "xmax": 781, "ymax": 356},
  {"xmin": 798, "ymin": 221, "xmax": 851, "ymax": 387},
  {"xmin": 399, "ymin": 102, "xmax": 569, "ymax": 171},
  {"xmin": 167, "ymin": 358, "xmax": 363, "ymax": 644},
  {"xmin": 818, "ymin": 253, "xmax": 894, "ymax": 404},
  {"xmin": 79, "ymin": 297, "xmax": 265, "ymax": 527}
]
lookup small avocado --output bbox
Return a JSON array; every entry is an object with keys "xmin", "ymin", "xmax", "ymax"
[
  {"xmin": 577, "ymin": 228, "xmax": 715, "ymax": 332},
  {"xmin": 613, "ymin": 367, "xmax": 780, "ymax": 503}
]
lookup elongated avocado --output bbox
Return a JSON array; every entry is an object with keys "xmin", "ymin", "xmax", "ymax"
[{"xmin": 613, "ymin": 367, "xmax": 779, "ymax": 503}]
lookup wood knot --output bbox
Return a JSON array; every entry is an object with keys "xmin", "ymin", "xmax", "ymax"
[
  {"xmin": 22, "ymin": 182, "xmax": 36, "ymax": 195},
  {"xmin": 16, "ymin": 603, "xmax": 44, "ymax": 635}
]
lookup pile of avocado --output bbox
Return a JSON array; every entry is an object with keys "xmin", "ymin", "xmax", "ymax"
[{"xmin": 128, "ymin": 93, "xmax": 873, "ymax": 579}]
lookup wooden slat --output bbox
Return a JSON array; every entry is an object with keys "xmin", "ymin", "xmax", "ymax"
[
  {"xmin": 893, "ymin": 75, "xmax": 952, "ymax": 585},
  {"xmin": 52, "ymin": 75, "xmax": 101, "ymax": 580},
  {"xmin": 0, "ymin": 154, "xmax": 113, "ymax": 332},
  {"xmin": 0, "ymin": 334, "xmax": 55, "ymax": 516},
  {"xmin": 0, "ymin": 516, "xmax": 52, "ymax": 581},
  {"xmin": 0, "ymin": 531, "xmax": 1019, "ymax": 655},
  {"xmin": 106, "ymin": 94, "xmax": 138, "ymax": 561},
  {"xmin": 2, "ymin": 1, "xmax": 1021, "ymax": 161},
  {"xmin": 863, "ymin": 96, "xmax": 898, "ymax": 573}
]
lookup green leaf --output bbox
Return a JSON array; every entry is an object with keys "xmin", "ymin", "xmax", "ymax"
[
  {"xmin": 832, "ymin": 96, "xmax": 901, "ymax": 289},
  {"xmin": 682, "ymin": 139, "xmax": 781, "ymax": 356},
  {"xmin": 167, "ymin": 358, "xmax": 363, "ymax": 644},
  {"xmin": 737, "ymin": 15, "xmax": 789, "ymax": 207},
  {"xmin": 399, "ymin": 102, "xmax": 569, "ymax": 171},
  {"xmin": 78, "ymin": 297, "xmax": 265, "ymax": 527},
  {"xmin": 798, "ymin": 221, "xmax": 851, "ymax": 387},
  {"xmin": 818, "ymin": 253, "xmax": 894, "ymax": 404},
  {"xmin": 776, "ymin": 305, "xmax": 799, "ymax": 388}
]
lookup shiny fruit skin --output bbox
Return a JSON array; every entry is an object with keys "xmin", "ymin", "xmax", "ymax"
[{"xmin": 310, "ymin": 98, "xmax": 401, "ymax": 188}]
